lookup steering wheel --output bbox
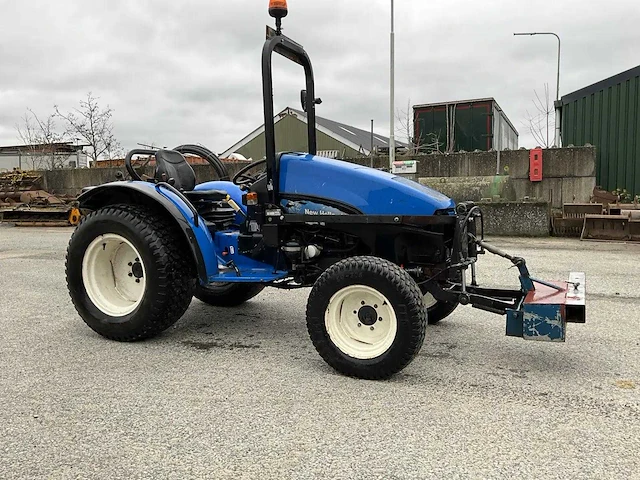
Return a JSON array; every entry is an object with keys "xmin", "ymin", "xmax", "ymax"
[
  {"xmin": 125, "ymin": 149, "xmax": 156, "ymax": 181},
  {"xmin": 232, "ymin": 159, "xmax": 267, "ymax": 187}
]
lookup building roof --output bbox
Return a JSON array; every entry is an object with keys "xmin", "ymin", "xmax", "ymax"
[
  {"xmin": 561, "ymin": 64, "xmax": 640, "ymax": 104},
  {"xmin": 413, "ymin": 97, "xmax": 497, "ymax": 109},
  {"xmin": 0, "ymin": 142, "xmax": 87, "ymax": 154},
  {"xmin": 221, "ymin": 107, "xmax": 404, "ymax": 157}
]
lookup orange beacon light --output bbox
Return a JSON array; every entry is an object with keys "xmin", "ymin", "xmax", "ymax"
[{"xmin": 269, "ymin": 0, "xmax": 288, "ymax": 19}]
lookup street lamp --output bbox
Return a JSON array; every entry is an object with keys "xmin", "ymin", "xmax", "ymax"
[
  {"xmin": 514, "ymin": 32, "xmax": 561, "ymax": 147},
  {"xmin": 389, "ymin": 0, "xmax": 395, "ymax": 170}
]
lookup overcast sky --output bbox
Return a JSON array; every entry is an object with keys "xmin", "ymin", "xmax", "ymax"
[{"xmin": 0, "ymin": 0, "xmax": 637, "ymax": 154}]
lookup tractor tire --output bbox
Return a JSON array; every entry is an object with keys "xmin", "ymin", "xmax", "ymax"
[
  {"xmin": 306, "ymin": 256, "xmax": 427, "ymax": 380},
  {"xmin": 194, "ymin": 283, "xmax": 265, "ymax": 307},
  {"xmin": 422, "ymin": 292, "xmax": 459, "ymax": 325},
  {"xmin": 66, "ymin": 204, "xmax": 196, "ymax": 341}
]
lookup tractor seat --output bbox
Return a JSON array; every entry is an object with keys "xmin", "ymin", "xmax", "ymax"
[
  {"xmin": 154, "ymin": 150, "xmax": 228, "ymax": 202},
  {"xmin": 154, "ymin": 149, "xmax": 196, "ymax": 191}
]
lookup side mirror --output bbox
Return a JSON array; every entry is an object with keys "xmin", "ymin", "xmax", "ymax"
[{"xmin": 301, "ymin": 89, "xmax": 322, "ymax": 113}]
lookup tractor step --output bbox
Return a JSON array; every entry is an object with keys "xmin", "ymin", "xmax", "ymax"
[{"xmin": 506, "ymin": 272, "xmax": 586, "ymax": 342}]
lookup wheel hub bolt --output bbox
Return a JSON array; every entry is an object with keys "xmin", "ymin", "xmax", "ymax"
[
  {"xmin": 357, "ymin": 323, "xmax": 362, "ymax": 327},
  {"xmin": 370, "ymin": 326, "xmax": 375, "ymax": 331},
  {"xmin": 379, "ymin": 317, "xmax": 383, "ymax": 322},
  {"xmin": 128, "ymin": 273, "xmax": 133, "ymax": 277},
  {"xmin": 374, "ymin": 304, "xmax": 378, "ymax": 309},
  {"xmin": 128, "ymin": 262, "xmax": 133, "ymax": 267},
  {"xmin": 131, "ymin": 261, "xmax": 144, "ymax": 279},
  {"xmin": 136, "ymin": 279, "xmax": 141, "ymax": 283}
]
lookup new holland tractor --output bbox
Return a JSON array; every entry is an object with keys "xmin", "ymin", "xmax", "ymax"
[{"xmin": 66, "ymin": 1, "xmax": 586, "ymax": 380}]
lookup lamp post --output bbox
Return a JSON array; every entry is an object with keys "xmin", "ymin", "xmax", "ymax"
[
  {"xmin": 389, "ymin": 0, "xmax": 395, "ymax": 170},
  {"xmin": 74, "ymin": 137, "xmax": 80, "ymax": 168},
  {"xmin": 514, "ymin": 32, "xmax": 561, "ymax": 147}
]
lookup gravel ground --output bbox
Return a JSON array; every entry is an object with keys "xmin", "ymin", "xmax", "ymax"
[{"xmin": 0, "ymin": 225, "xmax": 638, "ymax": 480}]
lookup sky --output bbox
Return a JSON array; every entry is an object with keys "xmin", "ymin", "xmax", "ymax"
[{"xmin": 0, "ymin": 0, "xmax": 637, "ymax": 155}]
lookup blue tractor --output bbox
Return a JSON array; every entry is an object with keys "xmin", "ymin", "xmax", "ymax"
[{"xmin": 66, "ymin": 2, "xmax": 586, "ymax": 380}]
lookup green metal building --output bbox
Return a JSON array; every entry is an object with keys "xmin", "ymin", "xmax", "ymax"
[
  {"xmin": 222, "ymin": 108, "xmax": 398, "ymax": 160},
  {"xmin": 560, "ymin": 65, "xmax": 640, "ymax": 195}
]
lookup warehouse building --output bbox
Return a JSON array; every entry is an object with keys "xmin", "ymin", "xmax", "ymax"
[
  {"xmin": 0, "ymin": 142, "xmax": 89, "ymax": 171},
  {"xmin": 222, "ymin": 107, "xmax": 401, "ymax": 160},
  {"xmin": 413, "ymin": 98, "xmax": 518, "ymax": 153},
  {"xmin": 560, "ymin": 64, "xmax": 640, "ymax": 195}
]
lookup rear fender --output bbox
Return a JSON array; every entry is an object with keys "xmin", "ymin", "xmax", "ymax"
[{"xmin": 78, "ymin": 181, "xmax": 217, "ymax": 283}]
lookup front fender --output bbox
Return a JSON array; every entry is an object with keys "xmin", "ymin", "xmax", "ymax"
[{"xmin": 78, "ymin": 181, "xmax": 217, "ymax": 283}]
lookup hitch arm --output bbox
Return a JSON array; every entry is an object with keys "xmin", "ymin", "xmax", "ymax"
[
  {"xmin": 474, "ymin": 237, "xmax": 565, "ymax": 292},
  {"xmin": 475, "ymin": 237, "xmax": 523, "ymax": 266}
]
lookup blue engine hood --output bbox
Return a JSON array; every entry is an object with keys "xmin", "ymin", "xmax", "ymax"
[{"xmin": 279, "ymin": 153, "xmax": 455, "ymax": 215}]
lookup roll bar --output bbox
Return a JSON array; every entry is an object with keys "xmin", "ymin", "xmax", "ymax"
[{"xmin": 262, "ymin": 30, "xmax": 317, "ymax": 204}]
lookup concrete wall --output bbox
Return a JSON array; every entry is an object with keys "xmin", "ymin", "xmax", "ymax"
[
  {"xmin": 39, "ymin": 146, "xmax": 595, "ymax": 204},
  {"xmin": 419, "ymin": 176, "xmax": 516, "ymax": 203},
  {"xmin": 42, "ymin": 163, "xmax": 249, "ymax": 196},
  {"xmin": 479, "ymin": 201, "xmax": 550, "ymax": 237},
  {"xmin": 350, "ymin": 146, "xmax": 596, "ymax": 209},
  {"xmin": 34, "ymin": 148, "xmax": 590, "ymax": 236}
]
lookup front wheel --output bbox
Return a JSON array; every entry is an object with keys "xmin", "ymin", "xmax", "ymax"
[
  {"xmin": 66, "ymin": 204, "xmax": 196, "ymax": 341},
  {"xmin": 423, "ymin": 292, "xmax": 459, "ymax": 325},
  {"xmin": 306, "ymin": 256, "xmax": 427, "ymax": 380}
]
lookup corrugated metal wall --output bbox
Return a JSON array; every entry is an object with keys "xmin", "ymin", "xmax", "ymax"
[{"xmin": 561, "ymin": 66, "xmax": 640, "ymax": 195}]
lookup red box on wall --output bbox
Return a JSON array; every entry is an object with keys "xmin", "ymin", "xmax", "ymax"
[{"xmin": 530, "ymin": 148, "xmax": 543, "ymax": 182}]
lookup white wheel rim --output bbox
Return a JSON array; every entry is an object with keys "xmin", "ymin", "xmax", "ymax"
[
  {"xmin": 325, "ymin": 285, "xmax": 398, "ymax": 360},
  {"xmin": 81, "ymin": 233, "xmax": 147, "ymax": 317}
]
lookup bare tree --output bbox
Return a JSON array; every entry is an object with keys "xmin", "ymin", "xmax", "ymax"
[
  {"xmin": 15, "ymin": 109, "xmax": 67, "ymax": 170},
  {"xmin": 395, "ymin": 99, "xmax": 442, "ymax": 155},
  {"xmin": 445, "ymin": 104, "xmax": 457, "ymax": 153},
  {"xmin": 523, "ymin": 84, "xmax": 555, "ymax": 148},
  {"xmin": 55, "ymin": 93, "xmax": 119, "ymax": 166}
]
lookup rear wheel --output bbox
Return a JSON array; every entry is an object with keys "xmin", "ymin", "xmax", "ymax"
[
  {"xmin": 195, "ymin": 283, "xmax": 265, "ymax": 307},
  {"xmin": 66, "ymin": 204, "xmax": 196, "ymax": 341},
  {"xmin": 307, "ymin": 256, "xmax": 427, "ymax": 380}
]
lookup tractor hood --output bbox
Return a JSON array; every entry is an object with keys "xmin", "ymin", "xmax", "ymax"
[{"xmin": 279, "ymin": 153, "xmax": 455, "ymax": 215}]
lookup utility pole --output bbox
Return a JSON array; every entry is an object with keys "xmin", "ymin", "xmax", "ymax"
[
  {"xmin": 514, "ymin": 32, "xmax": 562, "ymax": 147},
  {"xmin": 370, "ymin": 119, "xmax": 374, "ymax": 167},
  {"xmin": 389, "ymin": 0, "xmax": 395, "ymax": 171}
]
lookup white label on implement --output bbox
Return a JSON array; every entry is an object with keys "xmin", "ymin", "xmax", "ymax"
[{"xmin": 566, "ymin": 272, "xmax": 586, "ymax": 304}]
